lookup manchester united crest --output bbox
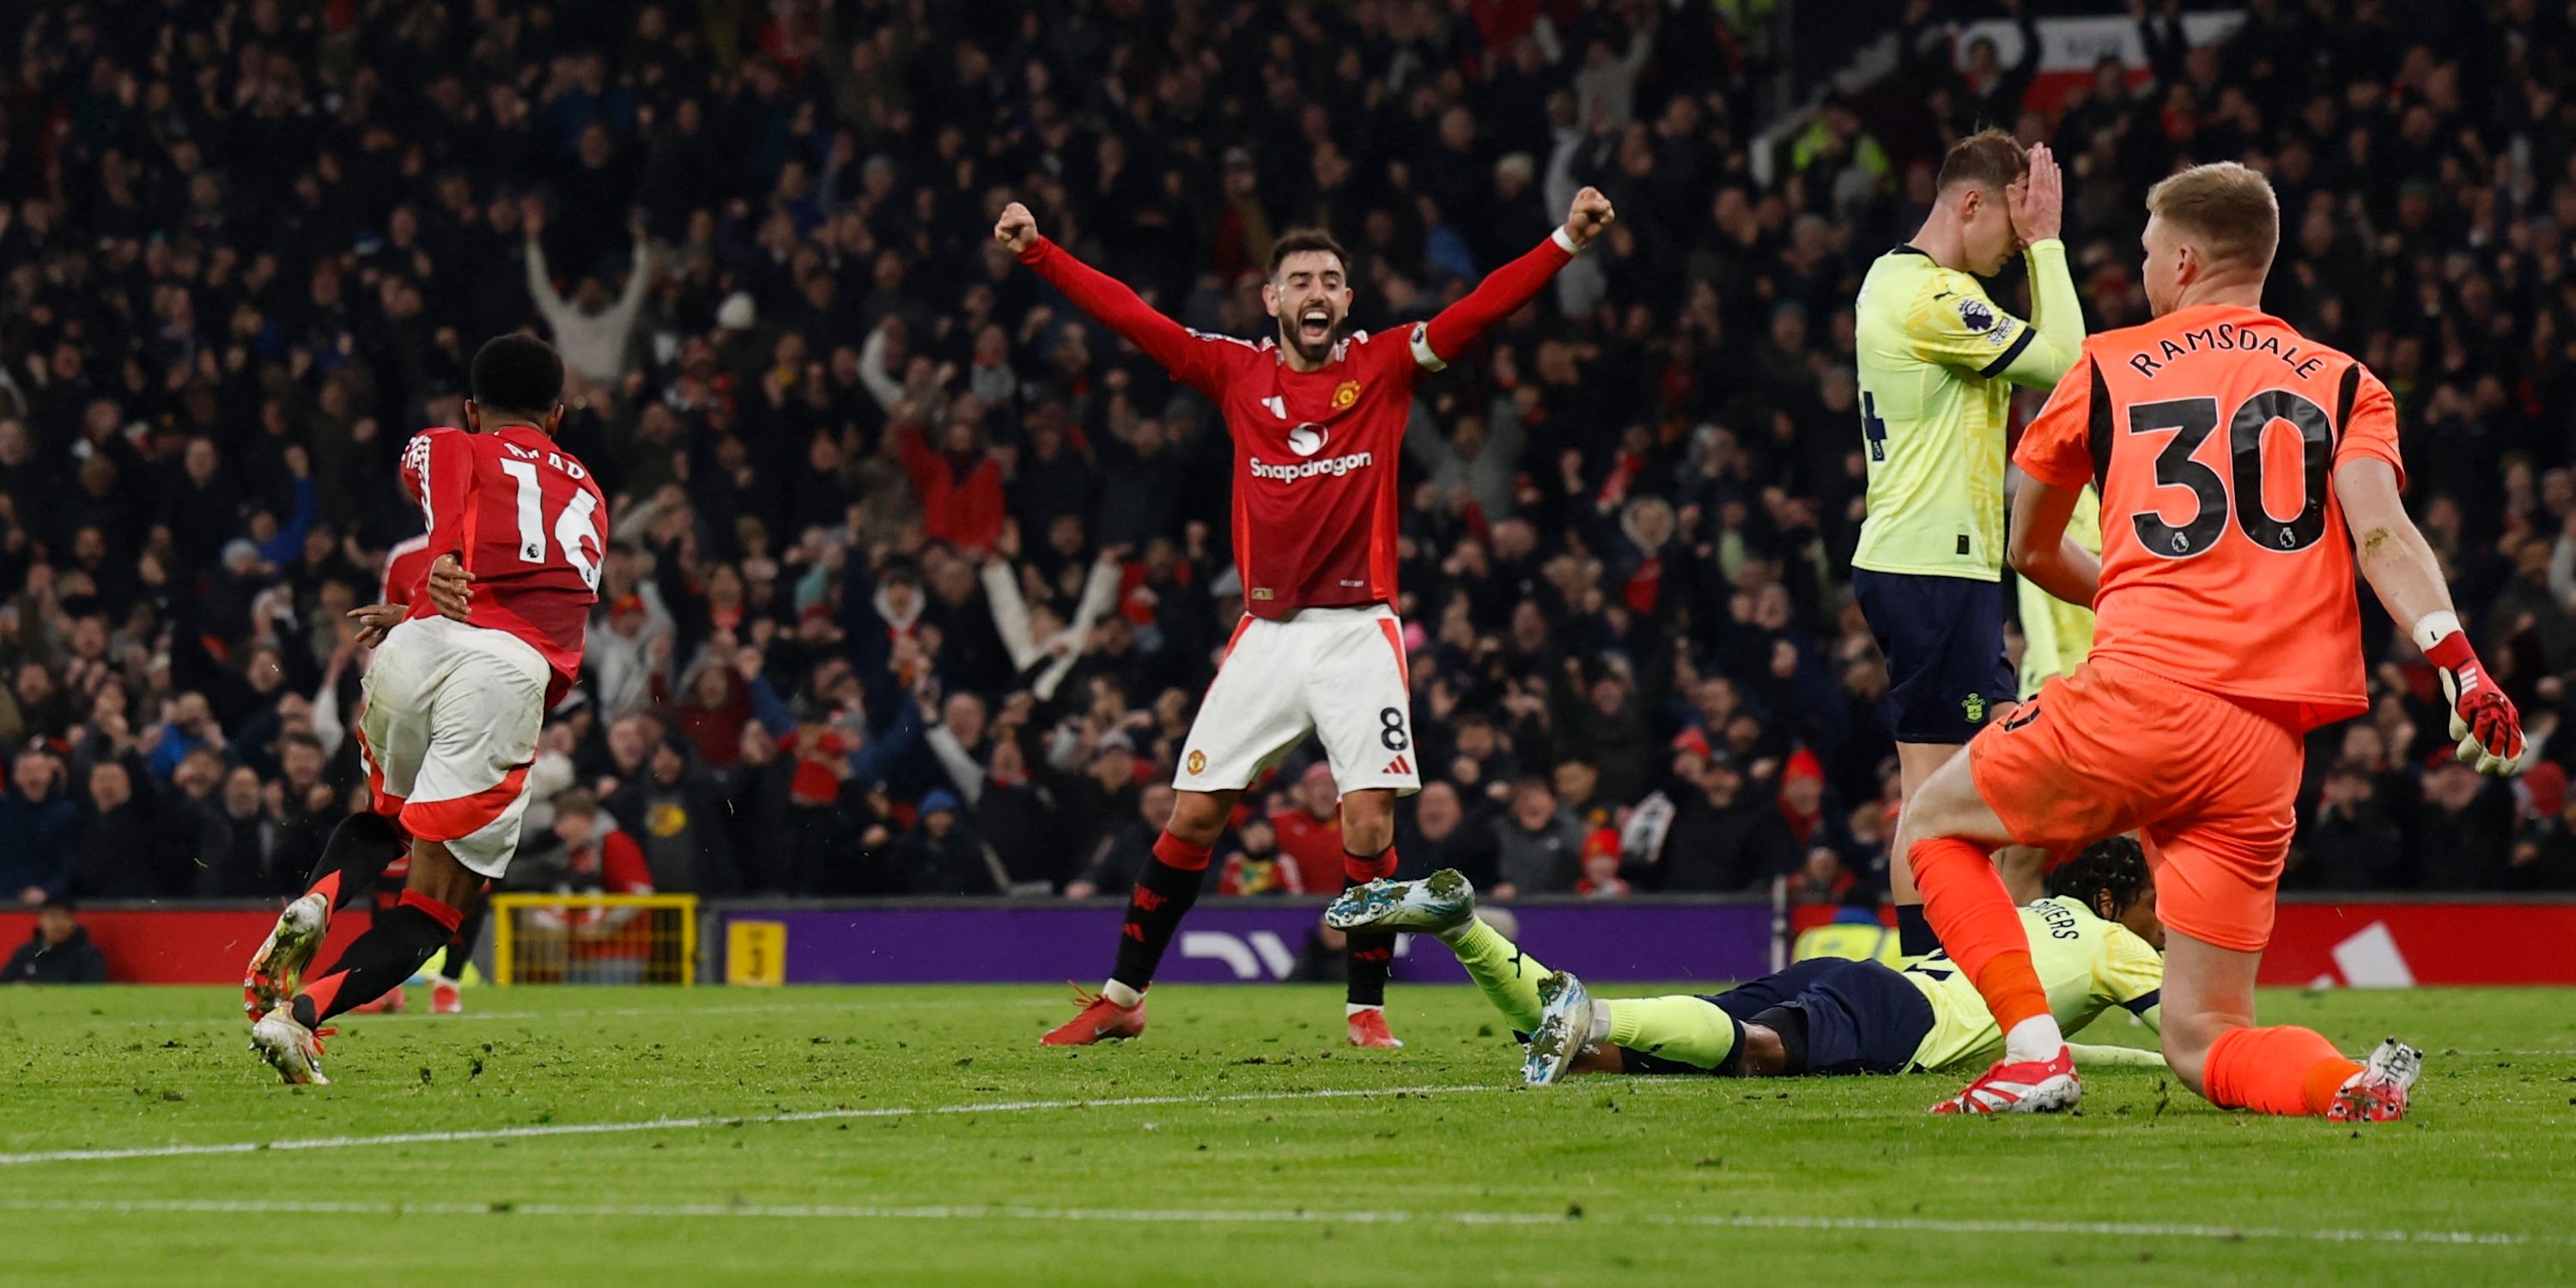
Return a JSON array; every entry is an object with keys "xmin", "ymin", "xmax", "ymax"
[
  {"xmin": 1331, "ymin": 380, "xmax": 1362, "ymax": 409},
  {"xmin": 1186, "ymin": 750, "xmax": 1206, "ymax": 775}
]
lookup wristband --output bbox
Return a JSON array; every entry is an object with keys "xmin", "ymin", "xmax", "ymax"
[
  {"xmin": 2410, "ymin": 610, "xmax": 2462, "ymax": 652},
  {"xmin": 2415, "ymin": 610, "xmax": 2475, "ymax": 670},
  {"xmin": 1552, "ymin": 226, "xmax": 1583, "ymax": 254}
]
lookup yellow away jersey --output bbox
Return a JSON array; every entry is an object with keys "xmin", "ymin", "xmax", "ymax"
[
  {"xmin": 1899, "ymin": 896, "xmax": 2162, "ymax": 1072},
  {"xmin": 1852, "ymin": 241, "xmax": 2081, "ymax": 581},
  {"xmin": 2015, "ymin": 482, "xmax": 2100, "ymax": 698}
]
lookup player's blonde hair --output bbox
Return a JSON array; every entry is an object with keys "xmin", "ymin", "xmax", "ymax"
[{"xmin": 2146, "ymin": 162, "xmax": 2280, "ymax": 273}]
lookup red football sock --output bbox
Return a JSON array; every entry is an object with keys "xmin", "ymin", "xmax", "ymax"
[
  {"xmin": 2203, "ymin": 1025, "xmax": 2360, "ymax": 1116},
  {"xmin": 1909, "ymin": 837, "xmax": 2049, "ymax": 1035}
]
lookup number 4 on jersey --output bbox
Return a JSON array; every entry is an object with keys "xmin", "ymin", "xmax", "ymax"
[{"xmin": 498, "ymin": 458, "xmax": 605, "ymax": 591}]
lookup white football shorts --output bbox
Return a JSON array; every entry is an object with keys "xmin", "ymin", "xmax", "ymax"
[
  {"xmin": 356, "ymin": 616, "xmax": 549, "ymax": 878},
  {"xmin": 1174, "ymin": 604, "xmax": 1421, "ymax": 798}
]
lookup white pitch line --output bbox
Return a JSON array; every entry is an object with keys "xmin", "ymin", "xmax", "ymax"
[
  {"xmin": 0, "ymin": 1083, "xmax": 1513, "ymax": 1166},
  {"xmin": 93, "ymin": 996, "xmax": 1065, "ymax": 1030},
  {"xmin": 0, "ymin": 1197, "xmax": 2550, "ymax": 1249}
]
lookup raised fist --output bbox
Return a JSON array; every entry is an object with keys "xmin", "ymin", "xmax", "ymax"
[
  {"xmin": 1564, "ymin": 186, "xmax": 1616, "ymax": 247},
  {"xmin": 993, "ymin": 202, "xmax": 1038, "ymax": 255}
]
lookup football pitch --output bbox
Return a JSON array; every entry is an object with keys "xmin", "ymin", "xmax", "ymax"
[{"xmin": 7, "ymin": 985, "xmax": 2573, "ymax": 1286}]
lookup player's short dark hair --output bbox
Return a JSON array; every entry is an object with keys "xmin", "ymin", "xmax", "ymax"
[
  {"xmin": 1935, "ymin": 128, "xmax": 2027, "ymax": 195},
  {"xmin": 470, "ymin": 333, "xmax": 565, "ymax": 418},
  {"xmin": 2046, "ymin": 835, "xmax": 2152, "ymax": 920},
  {"xmin": 1267, "ymin": 228, "xmax": 1349, "ymax": 280}
]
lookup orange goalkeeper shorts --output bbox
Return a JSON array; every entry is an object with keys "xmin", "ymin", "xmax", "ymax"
[{"xmin": 1968, "ymin": 659, "xmax": 2302, "ymax": 952}]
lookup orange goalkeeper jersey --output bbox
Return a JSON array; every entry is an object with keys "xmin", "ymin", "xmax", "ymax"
[{"xmin": 2013, "ymin": 304, "xmax": 2405, "ymax": 732}]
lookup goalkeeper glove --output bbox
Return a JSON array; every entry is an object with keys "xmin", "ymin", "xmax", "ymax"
[{"xmin": 2416, "ymin": 611, "xmax": 2524, "ymax": 775}]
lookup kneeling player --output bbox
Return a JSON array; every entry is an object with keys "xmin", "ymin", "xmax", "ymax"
[{"xmin": 1325, "ymin": 840, "xmax": 2165, "ymax": 1084}]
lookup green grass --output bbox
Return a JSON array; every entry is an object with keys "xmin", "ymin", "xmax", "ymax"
[{"xmin": 5, "ymin": 984, "xmax": 2574, "ymax": 1286}]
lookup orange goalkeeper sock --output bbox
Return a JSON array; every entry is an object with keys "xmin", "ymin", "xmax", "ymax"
[
  {"xmin": 1910, "ymin": 837, "xmax": 2054, "ymax": 1046},
  {"xmin": 2203, "ymin": 1025, "xmax": 2361, "ymax": 1116}
]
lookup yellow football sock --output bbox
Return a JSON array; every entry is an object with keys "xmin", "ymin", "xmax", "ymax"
[
  {"xmin": 1441, "ymin": 918, "xmax": 1548, "ymax": 1032},
  {"xmin": 1604, "ymin": 995, "xmax": 1740, "ymax": 1070}
]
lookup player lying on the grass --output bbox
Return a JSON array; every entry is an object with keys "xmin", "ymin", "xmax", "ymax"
[
  {"xmin": 1326, "ymin": 839, "xmax": 2166, "ymax": 1084},
  {"xmin": 241, "ymin": 336, "xmax": 607, "ymax": 1083},
  {"xmin": 1900, "ymin": 161, "xmax": 2525, "ymax": 1121},
  {"xmin": 997, "ymin": 183, "xmax": 1614, "ymax": 1049}
]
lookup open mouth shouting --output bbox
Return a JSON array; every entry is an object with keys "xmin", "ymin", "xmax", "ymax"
[{"xmin": 1295, "ymin": 304, "xmax": 1334, "ymax": 348}]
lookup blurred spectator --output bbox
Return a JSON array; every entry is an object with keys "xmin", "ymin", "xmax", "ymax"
[
  {"xmin": 1394, "ymin": 781, "xmax": 1498, "ymax": 890},
  {"xmin": 1575, "ymin": 829, "xmax": 1631, "ymax": 899},
  {"xmin": 1270, "ymin": 764, "xmax": 1346, "ymax": 896},
  {"xmin": 1217, "ymin": 814, "xmax": 1300, "ymax": 896},
  {"xmin": 1653, "ymin": 749, "xmax": 1795, "ymax": 893},
  {"xmin": 70, "ymin": 760, "xmax": 161, "ymax": 900},
  {"xmin": 893, "ymin": 788, "xmax": 1002, "ymax": 896},
  {"xmin": 2291, "ymin": 762, "xmax": 2409, "ymax": 891},
  {"xmin": 606, "ymin": 738, "xmax": 740, "ymax": 896},
  {"xmin": 0, "ymin": 0, "xmax": 2555, "ymax": 899},
  {"xmin": 1, "ymin": 750, "xmax": 79, "ymax": 903},
  {"xmin": 4, "ymin": 898, "xmax": 108, "ymax": 983},
  {"xmin": 1494, "ymin": 778, "xmax": 1584, "ymax": 898}
]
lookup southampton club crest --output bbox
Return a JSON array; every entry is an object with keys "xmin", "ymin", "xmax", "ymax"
[{"xmin": 1962, "ymin": 693, "xmax": 1988, "ymax": 725}]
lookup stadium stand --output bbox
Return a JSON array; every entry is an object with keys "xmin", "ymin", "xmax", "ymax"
[{"xmin": 0, "ymin": 0, "xmax": 2570, "ymax": 918}]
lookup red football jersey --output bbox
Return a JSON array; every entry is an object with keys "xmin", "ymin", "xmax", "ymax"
[
  {"xmin": 1020, "ymin": 231, "xmax": 1574, "ymax": 619},
  {"xmin": 398, "ymin": 424, "xmax": 608, "ymax": 704},
  {"xmin": 380, "ymin": 533, "xmax": 430, "ymax": 608},
  {"xmin": 1201, "ymin": 326, "xmax": 1419, "ymax": 616}
]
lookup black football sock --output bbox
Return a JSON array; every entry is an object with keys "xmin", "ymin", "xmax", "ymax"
[
  {"xmin": 1896, "ymin": 904, "xmax": 1940, "ymax": 957},
  {"xmin": 1109, "ymin": 833, "xmax": 1212, "ymax": 995},
  {"xmin": 301, "ymin": 812, "xmax": 408, "ymax": 911},
  {"xmin": 1341, "ymin": 846, "xmax": 1399, "ymax": 1009},
  {"xmin": 290, "ymin": 891, "xmax": 461, "ymax": 1026}
]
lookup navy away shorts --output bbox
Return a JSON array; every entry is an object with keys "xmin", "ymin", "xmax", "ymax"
[
  {"xmin": 1686, "ymin": 957, "xmax": 1936, "ymax": 1076},
  {"xmin": 1852, "ymin": 568, "xmax": 2015, "ymax": 745}
]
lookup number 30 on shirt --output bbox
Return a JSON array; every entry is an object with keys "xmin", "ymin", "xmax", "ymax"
[{"xmin": 498, "ymin": 458, "xmax": 605, "ymax": 591}]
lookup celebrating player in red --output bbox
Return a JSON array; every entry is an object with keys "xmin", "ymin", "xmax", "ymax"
[
  {"xmin": 1899, "ymin": 163, "xmax": 2523, "ymax": 1120},
  {"xmin": 332, "ymin": 533, "xmax": 482, "ymax": 1018},
  {"xmin": 1001, "ymin": 186, "xmax": 1614, "ymax": 1048},
  {"xmin": 243, "ymin": 335, "xmax": 607, "ymax": 1083}
]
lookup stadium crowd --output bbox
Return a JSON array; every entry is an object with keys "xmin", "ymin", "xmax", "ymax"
[{"xmin": 1, "ymin": 0, "xmax": 2573, "ymax": 914}]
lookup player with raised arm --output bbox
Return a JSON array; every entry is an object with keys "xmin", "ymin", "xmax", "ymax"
[
  {"xmin": 1900, "ymin": 162, "xmax": 2524, "ymax": 1119},
  {"xmin": 1852, "ymin": 130, "xmax": 2087, "ymax": 955},
  {"xmin": 999, "ymin": 186, "xmax": 1615, "ymax": 1048},
  {"xmin": 1329, "ymin": 838, "xmax": 2166, "ymax": 1084},
  {"xmin": 243, "ymin": 335, "xmax": 607, "ymax": 1083}
]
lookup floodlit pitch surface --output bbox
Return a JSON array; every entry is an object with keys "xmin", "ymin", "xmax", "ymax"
[{"xmin": 6, "ymin": 984, "xmax": 2572, "ymax": 1285}]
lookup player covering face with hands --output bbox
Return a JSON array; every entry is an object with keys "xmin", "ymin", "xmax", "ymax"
[
  {"xmin": 997, "ymin": 185, "xmax": 1612, "ymax": 1048},
  {"xmin": 1849, "ymin": 131, "xmax": 2089, "ymax": 955},
  {"xmin": 1900, "ymin": 161, "xmax": 2524, "ymax": 1121}
]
